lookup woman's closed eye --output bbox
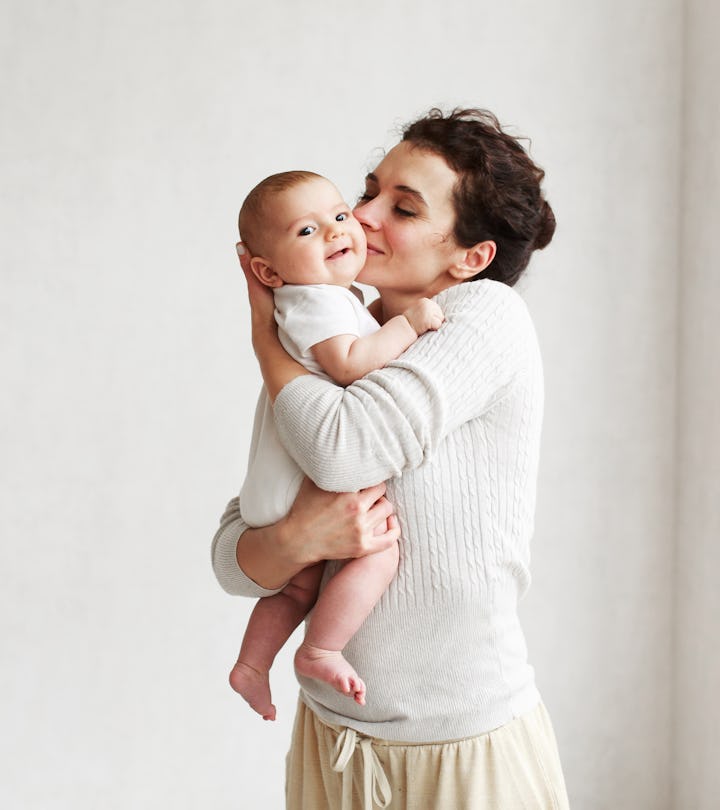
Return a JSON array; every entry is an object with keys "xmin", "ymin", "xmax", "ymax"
[{"xmin": 357, "ymin": 192, "xmax": 415, "ymax": 218}]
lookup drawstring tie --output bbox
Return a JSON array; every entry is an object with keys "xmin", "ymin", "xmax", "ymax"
[{"xmin": 331, "ymin": 726, "xmax": 392, "ymax": 810}]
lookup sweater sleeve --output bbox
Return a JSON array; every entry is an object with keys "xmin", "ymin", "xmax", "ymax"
[
  {"xmin": 210, "ymin": 497, "xmax": 285, "ymax": 597},
  {"xmin": 273, "ymin": 281, "xmax": 535, "ymax": 492}
]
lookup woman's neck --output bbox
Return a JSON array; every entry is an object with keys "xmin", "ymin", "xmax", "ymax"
[
  {"xmin": 376, "ymin": 280, "xmax": 459, "ymax": 323},
  {"xmin": 372, "ymin": 294, "xmax": 401, "ymax": 324}
]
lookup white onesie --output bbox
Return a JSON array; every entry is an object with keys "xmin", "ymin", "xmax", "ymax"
[{"xmin": 239, "ymin": 284, "xmax": 379, "ymax": 527}]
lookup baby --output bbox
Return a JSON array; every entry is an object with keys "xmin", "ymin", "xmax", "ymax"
[{"xmin": 230, "ymin": 170, "xmax": 443, "ymax": 720}]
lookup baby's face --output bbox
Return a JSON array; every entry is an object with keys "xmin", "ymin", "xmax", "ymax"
[{"xmin": 263, "ymin": 177, "xmax": 367, "ymax": 287}]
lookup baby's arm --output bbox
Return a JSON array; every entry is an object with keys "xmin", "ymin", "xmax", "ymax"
[{"xmin": 312, "ymin": 298, "xmax": 444, "ymax": 387}]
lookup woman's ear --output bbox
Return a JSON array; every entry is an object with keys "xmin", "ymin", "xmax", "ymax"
[
  {"xmin": 450, "ymin": 240, "xmax": 497, "ymax": 281},
  {"xmin": 250, "ymin": 256, "xmax": 284, "ymax": 288}
]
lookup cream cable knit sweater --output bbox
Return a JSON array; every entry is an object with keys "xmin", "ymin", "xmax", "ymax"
[{"xmin": 212, "ymin": 279, "xmax": 544, "ymax": 742}]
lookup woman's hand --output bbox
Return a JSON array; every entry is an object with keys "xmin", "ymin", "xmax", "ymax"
[
  {"xmin": 235, "ymin": 241, "xmax": 309, "ymax": 401},
  {"xmin": 236, "ymin": 477, "xmax": 399, "ymax": 590},
  {"xmin": 281, "ymin": 478, "xmax": 400, "ymax": 566},
  {"xmin": 236, "ymin": 242, "xmax": 275, "ymax": 346}
]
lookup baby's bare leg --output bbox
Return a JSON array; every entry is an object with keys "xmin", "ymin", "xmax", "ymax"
[
  {"xmin": 295, "ymin": 542, "xmax": 399, "ymax": 706},
  {"xmin": 230, "ymin": 562, "xmax": 324, "ymax": 720}
]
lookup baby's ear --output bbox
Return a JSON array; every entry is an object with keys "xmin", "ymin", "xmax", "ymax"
[{"xmin": 250, "ymin": 257, "xmax": 284, "ymax": 288}]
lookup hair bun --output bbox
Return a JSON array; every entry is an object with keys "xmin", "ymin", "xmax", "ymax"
[{"xmin": 534, "ymin": 199, "xmax": 556, "ymax": 250}]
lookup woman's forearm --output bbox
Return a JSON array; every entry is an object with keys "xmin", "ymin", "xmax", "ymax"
[
  {"xmin": 235, "ymin": 520, "xmax": 308, "ymax": 590},
  {"xmin": 237, "ymin": 479, "xmax": 400, "ymax": 589},
  {"xmin": 239, "ymin": 252, "xmax": 311, "ymax": 402},
  {"xmin": 211, "ymin": 498, "xmax": 315, "ymax": 594},
  {"xmin": 271, "ymin": 283, "xmax": 533, "ymax": 492},
  {"xmin": 212, "ymin": 484, "xmax": 399, "ymax": 597},
  {"xmin": 211, "ymin": 498, "xmax": 287, "ymax": 596},
  {"xmin": 253, "ymin": 319, "xmax": 309, "ymax": 402}
]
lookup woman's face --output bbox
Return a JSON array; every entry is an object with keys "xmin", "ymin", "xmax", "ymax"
[{"xmin": 354, "ymin": 141, "xmax": 464, "ymax": 299}]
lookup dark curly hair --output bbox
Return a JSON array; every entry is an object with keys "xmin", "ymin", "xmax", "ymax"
[{"xmin": 402, "ymin": 108, "xmax": 555, "ymax": 287}]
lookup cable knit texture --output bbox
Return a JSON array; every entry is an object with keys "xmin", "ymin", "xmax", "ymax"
[{"xmin": 211, "ymin": 279, "xmax": 544, "ymax": 741}]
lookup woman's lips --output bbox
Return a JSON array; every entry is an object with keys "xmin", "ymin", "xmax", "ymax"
[{"xmin": 366, "ymin": 243, "xmax": 384, "ymax": 255}]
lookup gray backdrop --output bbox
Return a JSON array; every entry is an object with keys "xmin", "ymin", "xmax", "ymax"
[{"xmin": 2, "ymin": 0, "xmax": 718, "ymax": 808}]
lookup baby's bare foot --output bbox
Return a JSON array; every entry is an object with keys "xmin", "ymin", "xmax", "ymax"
[
  {"xmin": 229, "ymin": 661, "xmax": 276, "ymax": 721},
  {"xmin": 294, "ymin": 642, "xmax": 366, "ymax": 706}
]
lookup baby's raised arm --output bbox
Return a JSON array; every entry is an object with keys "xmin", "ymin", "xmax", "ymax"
[{"xmin": 311, "ymin": 298, "xmax": 444, "ymax": 387}]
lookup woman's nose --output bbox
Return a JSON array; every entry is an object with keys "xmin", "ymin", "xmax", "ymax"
[{"xmin": 354, "ymin": 199, "xmax": 380, "ymax": 230}]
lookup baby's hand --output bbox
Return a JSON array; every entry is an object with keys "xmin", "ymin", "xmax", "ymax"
[{"xmin": 403, "ymin": 298, "xmax": 445, "ymax": 336}]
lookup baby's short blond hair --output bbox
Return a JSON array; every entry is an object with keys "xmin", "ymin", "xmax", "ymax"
[{"xmin": 238, "ymin": 170, "xmax": 323, "ymax": 256}]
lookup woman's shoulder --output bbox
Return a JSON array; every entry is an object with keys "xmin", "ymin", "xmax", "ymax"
[{"xmin": 434, "ymin": 279, "xmax": 531, "ymax": 326}]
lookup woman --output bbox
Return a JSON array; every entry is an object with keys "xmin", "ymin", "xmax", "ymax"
[{"xmin": 212, "ymin": 108, "xmax": 569, "ymax": 809}]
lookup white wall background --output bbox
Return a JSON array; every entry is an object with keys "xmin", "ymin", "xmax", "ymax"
[
  {"xmin": 673, "ymin": 0, "xmax": 720, "ymax": 808},
  {"xmin": 1, "ymin": 1, "xmax": 717, "ymax": 808}
]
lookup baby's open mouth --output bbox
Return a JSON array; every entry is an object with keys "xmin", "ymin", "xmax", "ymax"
[{"xmin": 327, "ymin": 247, "xmax": 350, "ymax": 260}]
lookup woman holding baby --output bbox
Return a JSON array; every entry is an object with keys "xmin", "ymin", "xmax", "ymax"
[{"xmin": 212, "ymin": 108, "xmax": 570, "ymax": 809}]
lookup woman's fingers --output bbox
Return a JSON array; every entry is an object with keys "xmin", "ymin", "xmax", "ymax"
[
  {"xmin": 284, "ymin": 478, "xmax": 398, "ymax": 562},
  {"xmin": 383, "ymin": 513, "xmax": 401, "ymax": 543},
  {"xmin": 368, "ymin": 496, "xmax": 394, "ymax": 535},
  {"xmin": 357, "ymin": 482, "xmax": 387, "ymax": 509},
  {"xmin": 236, "ymin": 241, "xmax": 252, "ymax": 272},
  {"xmin": 360, "ymin": 484, "xmax": 398, "ymax": 549},
  {"xmin": 236, "ymin": 241, "xmax": 258, "ymax": 290},
  {"xmin": 236, "ymin": 241, "xmax": 276, "ymax": 330},
  {"xmin": 371, "ymin": 511, "xmax": 400, "ymax": 549},
  {"xmin": 369, "ymin": 503, "xmax": 400, "ymax": 552}
]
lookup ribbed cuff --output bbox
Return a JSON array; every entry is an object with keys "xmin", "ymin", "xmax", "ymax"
[{"xmin": 211, "ymin": 515, "xmax": 284, "ymax": 598}]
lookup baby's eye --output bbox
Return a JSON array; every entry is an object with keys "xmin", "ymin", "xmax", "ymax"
[
  {"xmin": 336, "ymin": 212, "xmax": 349, "ymax": 222},
  {"xmin": 298, "ymin": 225, "xmax": 315, "ymax": 236}
]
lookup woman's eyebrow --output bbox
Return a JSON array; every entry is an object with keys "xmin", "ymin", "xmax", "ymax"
[{"xmin": 365, "ymin": 173, "xmax": 428, "ymax": 206}]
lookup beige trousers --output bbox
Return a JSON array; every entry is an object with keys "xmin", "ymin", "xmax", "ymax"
[{"xmin": 286, "ymin": 699, "xmax": 570, "ymax": 810}]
